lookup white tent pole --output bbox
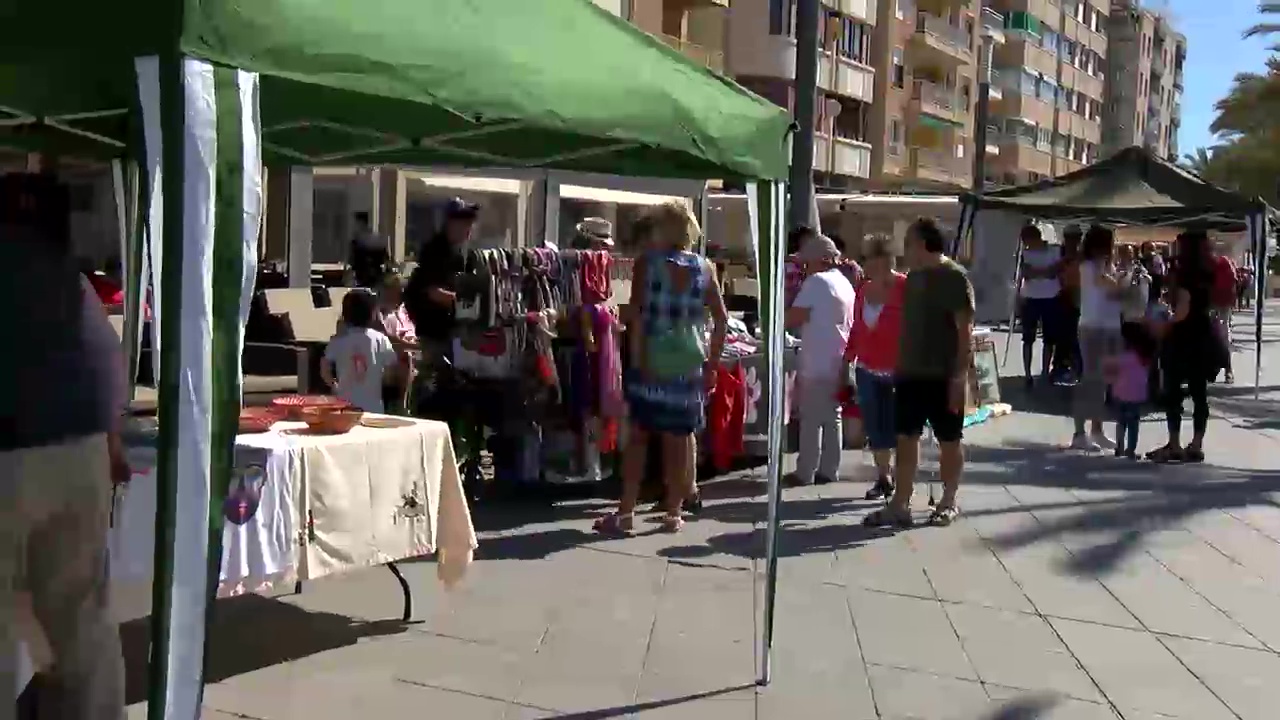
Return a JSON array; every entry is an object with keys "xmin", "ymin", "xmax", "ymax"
[
  {"xmin": 1003, "ymin": 242, "xmax": 1023, "ymax": 370},
  {"xmin": 757, "ymin": 180, "xmax": 786, "ymax": 686}
]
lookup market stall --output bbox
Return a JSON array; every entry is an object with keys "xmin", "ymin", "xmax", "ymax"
[
  {"xmin": 956, "ymin": 146, "xmax": 1275, "ymax": 397},
  {"xmin": 1, "ymin": 0, "xmax": 792, "ymax": 713}
]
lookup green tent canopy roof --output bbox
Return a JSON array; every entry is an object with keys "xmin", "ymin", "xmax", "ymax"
[
  {"xmin": 962, "ymin": 146, "xmax": 1269, "ymax": 228},
  {"xmin": 0, "ymin": 0, "xmax": 791, "ymax": 180}
]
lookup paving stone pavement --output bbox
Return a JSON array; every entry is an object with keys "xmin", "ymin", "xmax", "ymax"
[{"xmin": 123, "ymin": 311, "xmax": 1280, "ymax": 719}]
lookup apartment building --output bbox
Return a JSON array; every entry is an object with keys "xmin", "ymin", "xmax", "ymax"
[
  {"xmin": 714, "ymin": 0, "xmax": 878, "ymax": 187},
  {"xmin": 1101, "ymin": 1, "xmax": 1184, "ymax": 162},
  {"xmin": 865, "ymin": 0, "xmax": 1009, "ymax": 191},
  {"xmin": 983, "ymin": 0, "xmax": 1109, "ymax": 186}
]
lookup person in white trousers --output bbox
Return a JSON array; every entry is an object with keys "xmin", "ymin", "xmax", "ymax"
[{"xmin": 784, "ymin": 232, "xmax": 857, "ymax": 486}]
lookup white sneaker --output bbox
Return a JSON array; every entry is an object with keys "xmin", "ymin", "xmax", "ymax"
[
  {"xmin": 1070, "ymin": 434, "xmax": 1101, "ymax": 452},
  {"xmin": 1091, "ymin": 433, "xmax": 1117, "ymax": 451}
]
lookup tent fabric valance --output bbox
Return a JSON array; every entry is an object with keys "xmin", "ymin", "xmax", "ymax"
[
  {"xmin": 0, "ymin": 0, "xmax": 791, "ymax": 180},
  {"xmin": 960, "ymin": 146, "xmax": 1268, "ymax": 229}
]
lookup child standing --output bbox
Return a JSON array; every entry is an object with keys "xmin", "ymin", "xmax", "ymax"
[
  {"xmin": 322, "ymin": 290, "xmax": 400, "ymax": 413},
  {"xmin": 1104, "ymin": 323, "xmax": 1156, "ymax": 459}
]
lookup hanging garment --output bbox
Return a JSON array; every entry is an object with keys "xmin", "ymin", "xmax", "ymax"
[
  {"xmin": 593, "ymin": 305, "xmax": 623, "ymax": 419},
  {"xmin": 707, "ymin": 364, "xmax": 746, "ymax": 471},
  {"xmin": 581, "ymin": 249, "xmax": 612, "ymax": 305},
  {"xmin": 455, "ymin": 249, "xmax": 499, "ymax": 326}
]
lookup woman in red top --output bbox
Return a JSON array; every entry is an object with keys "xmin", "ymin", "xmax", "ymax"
[{"xmin": 843, "ymin": 235, "xmax": 907, "ymax": 500}]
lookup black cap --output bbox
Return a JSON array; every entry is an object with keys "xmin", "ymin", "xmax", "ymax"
[{"xmin": 445, "ymin": 197, "xmax": 480, "ymax": 220}]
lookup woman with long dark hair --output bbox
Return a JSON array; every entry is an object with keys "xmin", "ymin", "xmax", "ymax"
[
  {"xmin": 1148, "ymin": 230, "xmax": 1216, "ymax": 463},
  {"xmin": 1070, "ymin": 226, "xmax": 1125, "ymax": 451}
]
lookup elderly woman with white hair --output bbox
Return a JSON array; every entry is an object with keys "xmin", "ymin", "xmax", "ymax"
[{"xmin": 785, "ymin": 233, "xmax": 858, "ymax": 487}]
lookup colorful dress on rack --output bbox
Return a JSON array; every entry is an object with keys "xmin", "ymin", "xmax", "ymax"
[{"xmin": 625, "ymin": 250, "xmax": 709, "ymax": 435}]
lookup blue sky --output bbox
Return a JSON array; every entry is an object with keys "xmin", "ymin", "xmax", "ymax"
[{"xmin": 1173, "ymin": 0, "xmax": 1273, "ymax": 155}]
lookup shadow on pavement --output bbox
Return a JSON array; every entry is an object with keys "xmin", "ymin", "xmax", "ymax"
[
  {"xmin": 505, "ymin": 683, "xmax": 756, "ymax": 719},
  {"xmin": 959, "ymin": 440, "xmax": 1280, "ymax": 578},
  {"xmin": 120, "ymin": 594, "xmax": 413, "ymax": 704},
  {"xmin": 983, "ymin": 692, "xmax": 1068, "ymax": 720}
]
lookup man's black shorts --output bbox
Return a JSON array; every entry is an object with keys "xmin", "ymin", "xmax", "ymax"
[{"xmin": 894, "ymin": 377, "xmax": 964, "ymax": 443}]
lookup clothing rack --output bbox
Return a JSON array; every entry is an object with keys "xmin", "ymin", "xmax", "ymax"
[{"xmin": 428, "ymin": 247, "xmax": 624, "ymax": 494}]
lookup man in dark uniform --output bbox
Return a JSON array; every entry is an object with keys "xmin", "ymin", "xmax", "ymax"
[{"xmin": 404, "ymin": 198, "xmax": 479, "ymax": 413}]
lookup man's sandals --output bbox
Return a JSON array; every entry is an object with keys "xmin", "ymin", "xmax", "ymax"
[{"xmin": 861, "ymin": 503, "xmax": 959, "ymax": 528}]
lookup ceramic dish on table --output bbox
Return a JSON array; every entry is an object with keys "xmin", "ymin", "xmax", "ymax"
[
  {"xmin": 270, "ymin": 394, "xmax": 350, "ymax": 420},
  {"xmin": 238, "ymin": 407, "xmax": 285, "ymax": 434}
]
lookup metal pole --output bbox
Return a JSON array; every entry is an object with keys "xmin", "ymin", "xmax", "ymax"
[
  {"xmin": 972, "ymin": 36, "xmax": 993, "ymax": 193},
  {"xmin": 789, "ymin": 0, "xmax": 822, "ymax": 229}
]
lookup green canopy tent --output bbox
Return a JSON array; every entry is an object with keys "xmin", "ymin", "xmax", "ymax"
[
  {"xmin": 954, "ymin": 146, "xmax": 1274, "ymax": 397},
  {"xmin": 0, "ymin": 1, "xmax": 794, "ymax": 716}
]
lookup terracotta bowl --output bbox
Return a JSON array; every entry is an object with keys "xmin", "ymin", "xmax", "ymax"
[
  {"xmin": 271, "ymin": 394, "xmax": 350, "ymax": 420},
  {"xmin": 301, "ymin": 406, "xmax": 363, "ymax": 434}
]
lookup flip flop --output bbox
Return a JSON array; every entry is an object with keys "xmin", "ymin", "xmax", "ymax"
[
  {"xmin": 862, "ymin": 505, "xmax": 913, "ymax": 529},
  {"xmin": 592, "ymin": 512, "xmax": 635, "ymax": 536},
  {"xmin": 1183, "ymin": 447, "xmax": 1205, "ymax": 463},
  {"xmin": 928, "ymin": 505, "xmax": 960, "ymax": 527}
]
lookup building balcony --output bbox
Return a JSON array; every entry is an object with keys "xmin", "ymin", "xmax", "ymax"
[
  {"xmin": 909, "ymin": 146, "xmax": 969, "ymax": 186},
  {"xmin": 821, "ymin": 0, "xmax": 877, "ymax": 23},
  {"xmin": 658, "ymin": 33, "xmax": 725, "ymax": 74},
  {"xmin": 814, "ymin": 133, "xmax": 873, "ymax": 179},
  {"xmin": 911, "ymin": 79, "xmax": 965, "ymax": 125},
  {"xmin": 983, "ymin": 125, "xmax": 1001, "ymax": 155},
  {"xmin": 728, "ymin": 33, "xmax": 874, "ymax": 104},
  {"xmin": 980, "ymin": 7, "xmax": 1005, "ymax": 45},
  {"xmin": 911, "ymin": 12, "xmax": 973, "ymax": 67},
  {"xmin": 818, "ymin": 52, "xmax": 876, "ymax": 103},
  {"xmin": 992, "ymin": 134, "xmax": 1053, "ymax": 176}
]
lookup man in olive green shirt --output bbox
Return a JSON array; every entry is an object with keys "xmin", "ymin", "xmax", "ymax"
[{"xmin": 864, "ymin": 218, "xmax": 974, "ymax": 528}]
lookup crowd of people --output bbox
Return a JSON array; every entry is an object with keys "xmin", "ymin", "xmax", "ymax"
[
  {"xmin": 779, "ymin": 219, "xmax": 975, "ymax": 527},
  {"xmin": 1014, "ymin": 223, "xmax": 1241, "ymax": 461}
]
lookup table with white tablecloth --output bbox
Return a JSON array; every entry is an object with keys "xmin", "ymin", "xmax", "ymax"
[{"xmin": 15, "ymin": 414, "xmax": 476, "ymax": 697}]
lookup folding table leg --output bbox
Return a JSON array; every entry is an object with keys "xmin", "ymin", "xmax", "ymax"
[{"xmin": 387, "ymin": 562, "xmax": 413, "ymax": 622}]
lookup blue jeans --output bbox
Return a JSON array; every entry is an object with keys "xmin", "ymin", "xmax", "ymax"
[
  {"xmin": 855, "ymin": 367, "xmax": 896, "ymax": 451},
  {"xmin": 1114, "ymin": 402, "xmax": 1142, "ymax": 456}
]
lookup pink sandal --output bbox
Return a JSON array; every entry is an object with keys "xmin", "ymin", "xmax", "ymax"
[
  {"xmin": 658, "ymin": 514, "xmax": 684, "ymax": 533},
  {"xmin": 593, "ymin": 512, "xmax": 635, "ymax": 536}
]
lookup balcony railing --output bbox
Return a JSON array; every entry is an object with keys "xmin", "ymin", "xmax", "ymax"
[
  {"xmin": 912, "ymin": 79, "xmax": 961, "ymax": 116},
  {"xmin": 912, "ymin": 147, "xmax": 966, "ymax": 178},
  {"xmin": 915, "ymin": 13, "xmax": 972, "ymax": 54},
  {"xmin": 657, "ymin": 34, "xmax": 725, "ymax": 73}
]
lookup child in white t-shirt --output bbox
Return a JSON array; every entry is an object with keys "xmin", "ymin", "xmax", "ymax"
[{"xmin": 321, "ymin": 290, "xmax": 400, "ymax": 413}]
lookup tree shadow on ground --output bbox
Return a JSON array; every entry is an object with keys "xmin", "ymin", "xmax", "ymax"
[
  {"xmin": 958, "ymin": 439, "xmax": 1280, "ymax": 577},
  {"xmin": 119, "ymin": 594, "xmax": 412, "ymax": 704}
]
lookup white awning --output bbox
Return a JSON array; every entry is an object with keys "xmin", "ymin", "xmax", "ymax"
[
  {"xmin": 413, "ymin": 174, "xmax": 523, "ymax": 195},
  {"xmin": 560, "ymin": 184, "xmax": 690, "ymax": 207}
]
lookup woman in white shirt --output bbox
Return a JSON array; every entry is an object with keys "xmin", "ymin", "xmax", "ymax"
[{"xmin": 1072, "ymin": 226, "xmax": 1126, "ymax": 451}]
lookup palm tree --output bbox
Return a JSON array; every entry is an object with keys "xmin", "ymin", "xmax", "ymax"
[
  {"xmin": 1181, "ymin": 147, "xmax": 1214, "ymax": 176},
  {"xmin": 1245, "ymin": 3, "xmax": 1280, "ymax": 44}
]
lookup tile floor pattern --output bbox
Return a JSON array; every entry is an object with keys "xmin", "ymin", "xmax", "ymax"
[{"xmin": 121, "ymin": 322, "xmax": 1280, "ymax": 719}]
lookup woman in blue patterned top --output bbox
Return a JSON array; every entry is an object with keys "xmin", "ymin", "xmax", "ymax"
[{"xmin": 595, "ymin": 203, "xmax": 729, "ymax": 534}]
